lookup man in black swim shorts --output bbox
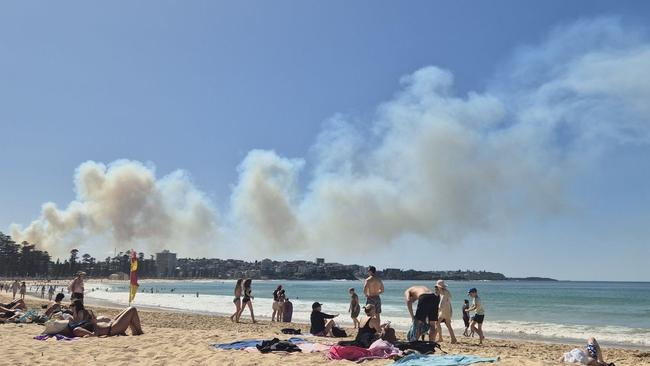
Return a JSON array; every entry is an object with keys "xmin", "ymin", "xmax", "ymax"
[{"xmin": 405, "ymin": 285, "xmax": 439, "ymax": 341}]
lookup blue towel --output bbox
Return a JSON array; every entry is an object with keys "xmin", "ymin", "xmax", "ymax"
[
  {"xmin": 213, "ymin": 339, "xmax": 263, "ymax": 350},
  {"xmin": 393, "ymin": 354, "xmax": 499, "ymax": 365},
  {"xmin": 213, "ymin": 338, "xmax": 307, "ymax": 350},
  {"xmin": 407, "ymin": 319, "xmax": 430, "ymax": 342}
]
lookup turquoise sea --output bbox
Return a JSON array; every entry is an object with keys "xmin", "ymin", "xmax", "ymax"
[{"xmin": 84, "ymin": 279, "xmax": 650, "ymax": 349}]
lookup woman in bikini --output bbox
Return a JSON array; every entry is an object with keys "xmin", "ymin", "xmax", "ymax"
[
  {"xmin": 238, "ymin": 279, "xmax": 256, "ymax": 323},
  {"xmin": 62, "ymin": 300, "xmax": 144, "ymax": 337},
  {"xmin": 230, "ymin": 278, "xmax": 243, "ymax": 323}
]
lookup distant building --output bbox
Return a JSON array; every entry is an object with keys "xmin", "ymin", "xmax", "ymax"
[
  {"xmin": 156, "ymin": 250, "xmax": 177, "ymax": 277},
  {"xmin": 316, "ymin": 258, "xmax": 325, "ymax": 265}
]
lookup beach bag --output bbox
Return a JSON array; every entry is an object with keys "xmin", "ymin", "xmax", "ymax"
[
  {"xmin": 331, "ymin": 326, "xmax": 347, "ymax": 338},
  {"xmin": 281, "ymin": 328, "xmax": 301, "ymax": 335},
  {"xmin": 43, "ymin": 319, "xmax": 69, "ymax": 335}
]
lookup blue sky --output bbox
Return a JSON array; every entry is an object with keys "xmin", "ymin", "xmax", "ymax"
[{"xmin": 1, "ymin": 1, "xmax": 649, "ymax": 281}]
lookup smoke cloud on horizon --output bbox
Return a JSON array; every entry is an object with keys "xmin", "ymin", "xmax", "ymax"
[{"xmin": 9, "ymin": 17, "xmax": 650, "ymax": 259}]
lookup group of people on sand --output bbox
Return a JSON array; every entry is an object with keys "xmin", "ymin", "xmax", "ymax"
[
  {"xmin": 229, "ymin": 279, "xmax": 295, "ymax": 324},
  {"xmin": 1, "ymin": 280, "xmax": 26, "ymax": 300},
  {"xmin": 1, "ymin": 271, "xmax": 145, "ymax": 339}
]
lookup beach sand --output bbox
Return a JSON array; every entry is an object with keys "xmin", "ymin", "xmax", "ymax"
[{"xmin": 1, "ymin": 293, "xmax": 648, "ymax": 366}]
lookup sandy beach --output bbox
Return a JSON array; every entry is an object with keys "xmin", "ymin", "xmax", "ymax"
[{"xmin": 1, "ymin": 293, "xmax": 648, "ymax": 366}]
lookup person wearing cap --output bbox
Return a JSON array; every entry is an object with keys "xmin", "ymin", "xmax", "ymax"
[
  {"xmin": 68, "ymin": 271, "xmax": 86, "ymax": 303},
  {"xmin": 465, "ymin": 287, "xmax": 485, "ymax": 344},
  {"xmin": 405, "ymin": 285, "xmax": 439, "ymax": 342},
  {"xmin": 309, "ymin": 302, "xmax": 338, "ymax": 336},
  {"xmin": 363, "ymin": 266, "xmax": 384, "ymax": 323},
  {"xmin": 435, "ymin": 280, "xmax": 457, "ymax": 343}
]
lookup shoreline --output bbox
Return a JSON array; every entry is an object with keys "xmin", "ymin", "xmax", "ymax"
[
  {"xmin": 9, "ymin": 280, "xmax": 650, "ymax": 351},
  {"xmin": 2, "ymin": 292, "xmax": 649, "ymax": 365}
]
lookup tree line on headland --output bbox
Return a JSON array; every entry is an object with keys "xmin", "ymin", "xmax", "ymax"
[{"xmin": 0, "ymin": 232, "xmax": 556, "ymax": 281}]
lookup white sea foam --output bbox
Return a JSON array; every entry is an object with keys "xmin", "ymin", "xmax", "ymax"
[{"xmin": 84, "ymin": 282, "xmax": 650, "ymax": 349}]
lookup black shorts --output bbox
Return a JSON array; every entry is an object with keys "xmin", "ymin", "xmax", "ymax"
[
  {"xmin": 472, "ymin": 314, "xmax": 485, "ymax": 324},
  {"xmin": 414, "ymin": 293, "xmax": 439, "ymax": 323}
]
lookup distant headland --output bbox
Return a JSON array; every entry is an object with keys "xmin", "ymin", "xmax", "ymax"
[{"xmin": 0, "ymin": 233, "xmax": 556, "ymax": 281}]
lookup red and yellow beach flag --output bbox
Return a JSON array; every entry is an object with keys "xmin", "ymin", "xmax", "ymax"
[{"xmin": 129, "ymin": 250, "xmax": 139, "ymax": 305}]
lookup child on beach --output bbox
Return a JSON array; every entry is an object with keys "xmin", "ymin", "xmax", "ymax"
[
  {"xmin": 462, "ymin": 299, "xmax": 471, "ymax": 336},
  {"xmin": 465, "ymin": 287, "xmax": 485, "ymax": 344},
  {"xmin": 349, "ymin": 288, "xmax": 361, "ymax": 328},
  {"xmin": 19, "ymin": 282, "xmax": 26, "ymax": 300}
]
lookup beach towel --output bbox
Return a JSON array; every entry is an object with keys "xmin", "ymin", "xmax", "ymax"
[
  {"xmin": 34, "ymin": 334, "xmax": 77, "ymax": 341},
  {"xmin": 213, "ymin": 340, "xmax": 264, "ymax": 350},
  {"xmin": 213, "ymin": 338, "xmax": 307, "ymax": 351},
  {"xmin": 392, "ymin": 353, "xmax": 499, "ymax": 365},
  {"xmin": 407, "ymin": 319, "xmax": 430, "ymax": 342},
  {"xmin": 328, "ymin": 339, "xmax": 401, "ymax": 362}
]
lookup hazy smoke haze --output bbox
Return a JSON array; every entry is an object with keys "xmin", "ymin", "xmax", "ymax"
[{"xmin": 10, "ymin": 18, "xmax": 650, "ymax": 259}]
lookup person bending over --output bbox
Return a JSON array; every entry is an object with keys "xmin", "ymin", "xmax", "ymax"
[{"xmin": 405, "ymin": 285, "xmax": 439, "ymax": 342}]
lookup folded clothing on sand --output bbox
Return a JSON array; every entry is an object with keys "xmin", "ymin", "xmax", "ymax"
[
  {"xmin": 213, "ymin": 337, "xmax": 307, "ymax": 351},
  {"xmin": 395, "ymin": 341, "xmax": 442, "ymax": 354},
  {"xmin": 392, "ymin": 354, "xmax": 499, "ymax": 365},
  {"xmin": 256, "ymin": 338, "xmax": 302, "ymax": 353},
  {"xmin": 34, "ymin": 334, "xmax": 77, "ymax": 341}
]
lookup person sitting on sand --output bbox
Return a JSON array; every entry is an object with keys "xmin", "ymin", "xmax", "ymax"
[
  {"xmin": 230, "ymin": 278, "xmax": 243, "ymax": 323},
  {"xmin": 405, "ymin": 285, "xmax": 439, "ymax": 342},
  {"xmin": 354, "ymin": 304, "xmax": 388, "ymax": 347},
  {"xmin": 44, "ymin": 293, "xmax": 65, "ymax": 318},
  {"xmin": 237, "ymin": 279, "xmax": 256, "ymax": 323},
  {"xmin": 466, "ymin": 287, "xmax": 485, "ymax": 345},
  {"xmin": 349, "ymin": 288, "xmax": 361, "ymax": 329},
  {"xmin": 560, "ymin": 337, "xmax": 615, "ymax": 366},
  {"xmin": 310, "ymin": 302, "xmax": 338, "ymax": 336}
]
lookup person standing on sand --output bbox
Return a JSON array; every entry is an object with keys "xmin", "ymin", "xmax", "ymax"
[
  {"xmin": 363, "ymin": 266, "xmax": 384, "ymax": 323},
  {"xmin": 19, "ymin": 281, "xmax": 26, "ymax": 300},
  {"xmin": 466, "ymin": 287, "xmax": 485, "ymax": 344},
  {"xmin": 405, "ymin": 285, "xmax": 439, "ymax": 342},
  {"xmin": 348, "ymin": 288, "xmax": 361, "ymax": 328},
  {"xmin": 230, "ymin": 278, "xmax": 243, "ymax": 323},
  {"xmin": 68, "ymin": 271, "xmax": 86, "ymax": 303},
  {"xmin": 282, "ymin": 297, "xmax": 293, "ymax": 322},
  {"xmin": 272, "ymin": 285, "xmax": 283, "ymax": 322},
  {"xmin": 48, "ymin": 286, "xmax": 55, "ymax": 301},
  {"xmin": 11, "ymin": 280, "xmax": 20, "ymax": 299},
  {"xmin": 462, "ymin": 299, "xmax": 471, "ymax": 336},
  {"xmin": 238, "ymin": 279, "xmax": 256, "ymax": 323},
  {"xmin": 435, "ymin": 280, "xmax": 457, "ymax": 343}
]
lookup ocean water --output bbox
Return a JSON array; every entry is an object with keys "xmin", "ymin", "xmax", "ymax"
[{"xmin": 84, "ymin": 279, "xmax": 650, "ymax": 349}]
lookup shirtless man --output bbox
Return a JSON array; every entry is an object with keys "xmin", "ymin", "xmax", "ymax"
[
  {"xmin": 363, "ymin": 266, "xmax": 384, "ymax": 323},
  {"xmin": 405, "ymin": 285, "xmax": 439, "ymax": 342}
]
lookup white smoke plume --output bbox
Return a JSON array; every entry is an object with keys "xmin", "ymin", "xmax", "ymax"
[
  {"xmin": 10, "ymin": 160, "xmax": 219, "ymax": 258},
  {"xmin": 229, "ymin": 17, "xmax": 650, "ymax": 252},
  {"xmin": 9, "ymin": 17, "xmax": 650, "ymax": 258}
]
